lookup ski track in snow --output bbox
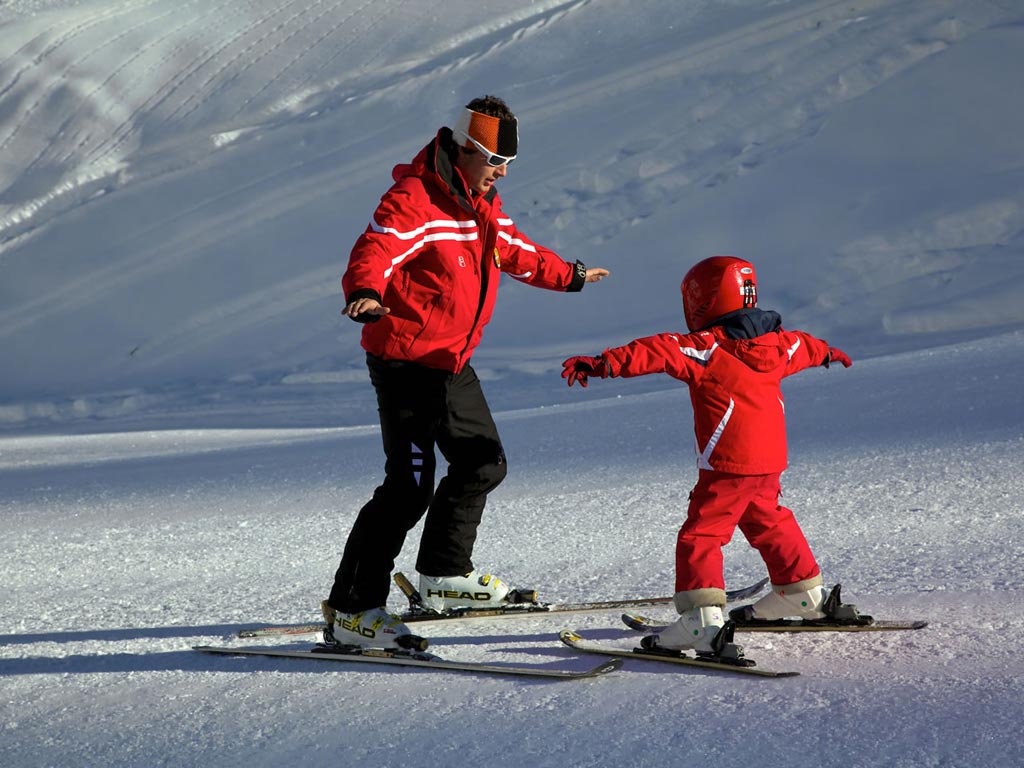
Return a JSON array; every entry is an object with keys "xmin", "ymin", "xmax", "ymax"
[
  {"xmin": 516, "ymin": 0, "xmax": 972, "ymax": 245},
  {"xmin": 0, "ymin": 0, "xmax": 593, "ymax": 244}
]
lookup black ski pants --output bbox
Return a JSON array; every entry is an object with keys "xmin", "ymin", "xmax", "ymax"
[{"xmin": 328, "ymin": 354, "xmax": 507, "ymax": 612}]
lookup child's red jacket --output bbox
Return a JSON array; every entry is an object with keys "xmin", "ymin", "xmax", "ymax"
[{"xmin": 601, "ymin": 311, "xmax": 833, "ymax": 474}]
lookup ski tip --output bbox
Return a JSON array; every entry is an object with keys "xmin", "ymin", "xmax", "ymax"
[
  {"xmin": 621, "ymin": 613, "xmax": 656, "ymax": 631},
  {"xmin": 887, "ymin": 620, "xmax": 929, "ymax": 630},
  {"xmin": 559, "ymin": 629, "xmax": 583, "ymax": 645},
  {"xmin": 726, "ymin": 576, "xmax": 770, "ymax": 601},
  {"xmin": 595, "ymin": 658, "xmax": 625, "ymax": 674}
]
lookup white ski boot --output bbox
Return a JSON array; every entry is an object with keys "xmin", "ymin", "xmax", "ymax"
[
  {"xmin": 643, "ymin": 605, "xmax": 738, "ymax": 656},
  {"xmin": 321, "ymin": 602, "xmax": 427, "ymax": 651},
  {"xmin": 730, "ymin": 582, "xmax": 868, "ymax": 625},
  {"xmin": 418, "ymin": 571, "xmax": 511, "ymax": 613},
  {"xmin": 730, "ymin": 581, "xmax": 829, "ymax": 622}
]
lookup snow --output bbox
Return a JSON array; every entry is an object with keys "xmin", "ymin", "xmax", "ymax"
[{"xmin": 1, "ymin": 1, "xmax": 1022, "ymax": 766}]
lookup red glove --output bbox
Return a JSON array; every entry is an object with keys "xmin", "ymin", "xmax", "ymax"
[
  {"xmin": 826, "ymin": 347, "xmax": 852, "ymax": 368},
  {"xmin": 562, "ymin": 356, "xmax": 608, "ymax": 387}
]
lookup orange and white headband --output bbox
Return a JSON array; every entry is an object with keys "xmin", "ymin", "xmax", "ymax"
[{"xmin": 453, "ymin": 108, "xmax": 518, "ymax": 166}]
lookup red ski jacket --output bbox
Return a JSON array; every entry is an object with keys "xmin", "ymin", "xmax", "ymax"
[
  {"xmin": 342, "ymin": 128, "xmax": 586, "ymax": 373},
  {"xmin": 601, "ymin": 312, "xmax": 833, "ymax": 474}
]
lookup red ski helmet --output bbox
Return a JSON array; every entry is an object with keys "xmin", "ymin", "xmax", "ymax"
[{"xmin": 681, "ymin": 256, "xmax": 758, "ymax": 331}]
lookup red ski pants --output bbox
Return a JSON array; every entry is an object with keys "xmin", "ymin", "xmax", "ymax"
[{"xmin": 675, "ymin": 470, "xmax": 820, "ymax": 594}]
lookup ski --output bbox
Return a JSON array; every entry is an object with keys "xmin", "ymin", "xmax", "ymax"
[
  {"xmin": 236, "ymin": 575, "xmax": 768, "ymax": 639},
  {"xmin": 558, "ymin": 629, "xmax": 798, "ymax": 678},
  {"xmin": 622, "ymin": 612, "xmax": 928, "ymax": 633},
  {"xmin": 622, "ymin": 585, "xmax": 928, "ymax": 633},
  {"xmin": 194, "ymin": 643, "xmax": 622, "ymax": 680}
]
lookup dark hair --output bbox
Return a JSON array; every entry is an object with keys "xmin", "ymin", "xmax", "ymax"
[{"xmin": 465, "ymin": 95, "xmax": 515, "ymax": 121}]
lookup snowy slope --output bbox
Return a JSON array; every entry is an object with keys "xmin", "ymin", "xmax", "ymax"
[
  {"xmin": 2, "ymin": 1, "xmax": 1024, "ymax": 767},
  {"xmin": 1, "ymin": 0, "xmax": 1022, "ymax": 428}
]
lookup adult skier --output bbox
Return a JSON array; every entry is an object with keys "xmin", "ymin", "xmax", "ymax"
[{"xmin": 324, "ymin": 95, "xmax": 609, "ymax": 649}]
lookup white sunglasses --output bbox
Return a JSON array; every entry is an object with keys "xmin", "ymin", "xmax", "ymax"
[{"xmin": 462, "ymin": 134, "xmax": 516, "ymax": 167}]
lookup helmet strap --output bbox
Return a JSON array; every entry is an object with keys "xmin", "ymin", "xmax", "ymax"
[{"xmin": 742, "ymin": 279, "xmax": 757, "ymax": 308}]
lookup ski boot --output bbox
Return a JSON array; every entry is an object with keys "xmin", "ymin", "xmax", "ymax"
[
  {"xmin": 640, "ymin": 605, "xmax": 748, "ymax": 665},
  {"xmin": 730, "ymin": 583, "xmax": 872, "ymax": 627},
  {"xmin": 417, "ymin": 570, "xmax": 536, "ymax": 613},
  {"xmin": 321, "ymin": 601, "xmax": 428, "ymax": 652}
]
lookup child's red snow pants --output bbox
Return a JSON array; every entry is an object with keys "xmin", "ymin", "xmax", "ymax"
[{"xmin": 675, "ymin": 469, "xmax": 820, "ymax": 594}]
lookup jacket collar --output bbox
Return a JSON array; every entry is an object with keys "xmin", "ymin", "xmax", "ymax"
[
  {"xmin": 412, "ymin": 127, "xmax": 498, "ymax": 212},
  {"xmin": 710, "ymin": 308, "xmax": 783, "ymax": 340}
]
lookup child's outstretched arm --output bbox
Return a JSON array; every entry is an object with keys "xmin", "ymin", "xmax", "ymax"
[
  {"xmin": 561, "ymin": 355, "xmax": 608, "ymax": 387},
  {"xmin": 824, "ymin": 347, "xmax": 852, "ymax": 368},
  {"xmin": 563, "ymin": 332, "xmax": 707, "ymax": 387},
  {"xmin": 784, "ymin": 330, "xmax": 853, "ymax": 374}
]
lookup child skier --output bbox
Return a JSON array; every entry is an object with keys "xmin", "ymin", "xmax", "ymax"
[{"xmin": 561, "ymin": 256, "xmax": 853, "ymax": 656}]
